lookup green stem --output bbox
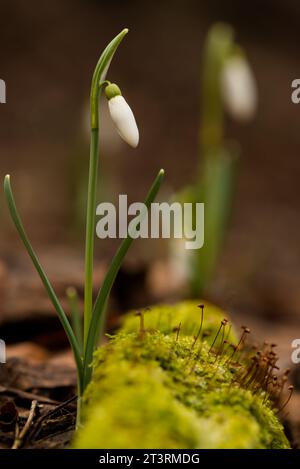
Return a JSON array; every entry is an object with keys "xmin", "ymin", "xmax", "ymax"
[
  {"xmin": 199, "ymin": 23, "xmax": 234, "ymax": 174},
  {"xmin": 83, "ymin": 28, "xmax": 129, "ymax": 351},
  {"xmin": 83, "ymin": 128, "xmax": 99, "ymax": 349},
  {"xmin": 190, "ymin": 145, "xmax": 239, "ymax": 296},
  {"xmin": 83, "ymin": 169, "xmax": 165, "ymax": 390},
  {"xmin": 67, "ymin": 286, "xmax": 83, "ymax": 355},
  {"xmin": 3, "ymin": 175, "xmax": 84, "ymax": 393},
  {"xmin": 188, "ymin": 23, "xmax": 237, "ymax": 296},
  {"xmin": 76, "ymin": 392, "xmax": 82, "ymax": 430}
]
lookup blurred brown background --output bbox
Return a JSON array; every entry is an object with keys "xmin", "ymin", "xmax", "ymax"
[{"xmin": 0, "ymin": 0, "xmax": 300, "ymax": 354}]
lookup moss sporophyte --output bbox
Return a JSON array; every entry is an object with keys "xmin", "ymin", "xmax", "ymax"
[
  {"xmin": 74, "ymin": 301, "xmax": 291, "ymax": 449},
  {"xmin": 3, "ymin": 29, "xmax": 165, "ymax": 427}
]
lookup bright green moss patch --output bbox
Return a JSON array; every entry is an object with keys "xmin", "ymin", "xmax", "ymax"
[
  {"xmin": 74, "ymin": 304, "xmax": 290, "ymax": 449},
  {"xmin": 75, "ymin": 362, "xmax": 203, "ymax": 449},
  {"xmin": 122, "ymin": 300, "xmax": 237, "ymax": 345}
]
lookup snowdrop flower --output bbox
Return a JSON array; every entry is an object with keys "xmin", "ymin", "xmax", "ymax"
[
  {"xmin": 221, "ymin": 54, "xmax": 257, "ymax": 122},
  {"xmin": 105, "ymin": 83, "xmax": 139, "ymax": 148}
]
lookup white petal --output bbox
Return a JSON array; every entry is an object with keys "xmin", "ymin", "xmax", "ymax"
[
  {"xmin": 108, "ymin": 95, "xmax": 139, "ymax": 148},
  {"xmin": 221, "ymin": 56, "xmax": 257, "ymax": 121}
]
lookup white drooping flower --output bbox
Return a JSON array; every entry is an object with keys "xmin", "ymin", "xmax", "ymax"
[
  {"xmin": 105, "ymin": 83, "xmax": 139, "ymax": 148},
  {"xmin": 221, "ymin": 54, "xmax": 257, "ymax": 121}
]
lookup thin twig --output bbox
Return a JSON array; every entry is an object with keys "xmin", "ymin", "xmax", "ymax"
[
  {"xmin": 28, "ymin": 395, "xmax": 77, "ymax": 441},
  {"xmin": 0, "ymin": 386, "xmax": 60, "ymax": 405},
  {"xmin": 12, "ymin": 400, "xmax": 38, "ymax": 449}
]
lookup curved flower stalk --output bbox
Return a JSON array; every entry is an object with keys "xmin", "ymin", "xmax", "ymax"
[
  {"xmin": 3, "ymin": 29, "xmax": 165, "ymax": 427},
  {"xmin": 83, "ymin": 29, "xmax": 130, "ymax": 350},
  {"xmin": 193, "ymin": 24, "xmax": 257, "ymax": 295},
  {"xmin": 175, "ymin": 23, "xmax": 257, "ymax": 297}
]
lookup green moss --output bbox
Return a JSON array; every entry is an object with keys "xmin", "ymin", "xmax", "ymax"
[
  {"xmin": 122, "ymin": 300, "xmax": 237, "ymax": 345},
  {"xmin": 75, "ymin": 362, "xmax": 203, "ymax": 449},
  {"xmin": 74, "ymin": 311, "xmax": 290, "ymax": 449},
  {"xmin": 196, "ymin": 408, "xmax": 261, "ymax": 449}
]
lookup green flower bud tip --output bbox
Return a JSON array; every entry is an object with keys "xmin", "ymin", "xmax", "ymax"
[{"xmin": 105, "ymin": 83, "xmax": 122, "ymax": 101}]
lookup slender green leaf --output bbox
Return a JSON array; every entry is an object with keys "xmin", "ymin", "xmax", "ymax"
[
  {"xmin": 67, "ymin": 286, "xmax": 83, "ymax": 355},
  {"xmin": 4, "ymin": 175, "xmax": 84, "ymax": 391},
  {"xmin": 191, "ymin": 144, "xmax": 239, "ymax": 295},
  {"xmin": 83, "ymin": 169, "xmax": 165, "ymax": 388}
]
